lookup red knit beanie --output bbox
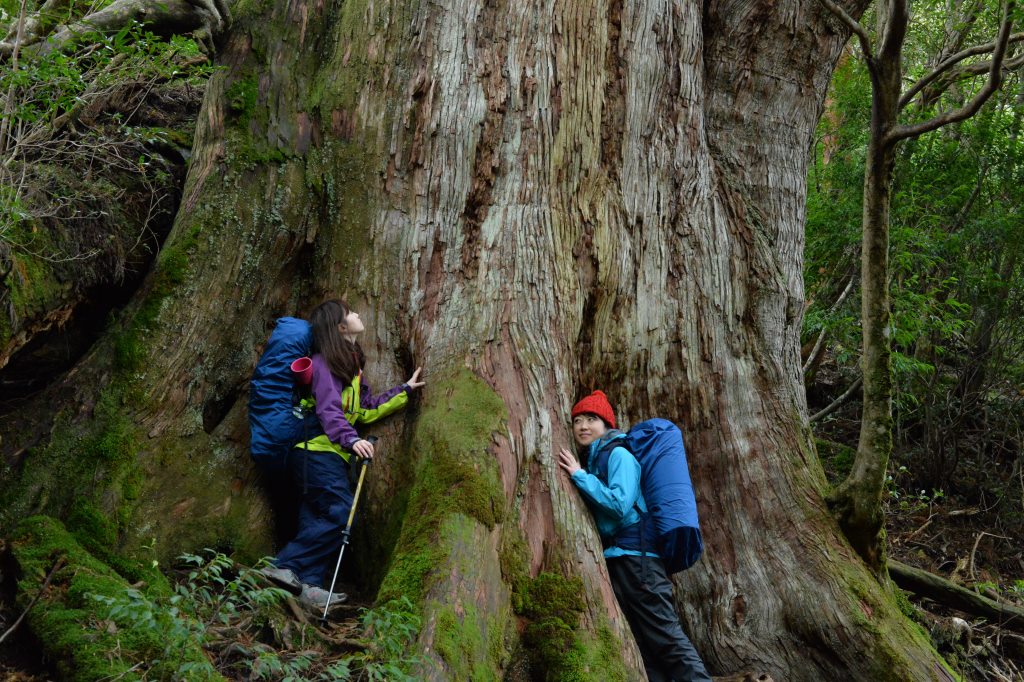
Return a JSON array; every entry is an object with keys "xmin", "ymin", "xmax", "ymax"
[{"xmin": 571, "ymin": 390, "xmax": 616, "ymax": 429}]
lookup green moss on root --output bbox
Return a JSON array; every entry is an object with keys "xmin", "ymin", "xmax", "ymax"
[
  {"xmin": 376, "ymin": 368, "xmax": 507, "ymax": 605},
  {"xmin": 827, "ymin": 556, "xmax": 960, "ymax": 681},
  {"xmin": 432, "ymin": 600, "xmax": 509, "ymax": 681},
  {"xmin": 11, "ymin": 516, "xmax": 219, "ymax": 681},
  {"xmin": 502, "ymin": 570, "xmax": 628, "ymax": 681}
]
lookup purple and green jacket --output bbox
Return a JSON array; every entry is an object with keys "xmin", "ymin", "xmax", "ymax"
[{"xmin": 297, "ymin": 353, "xmax": 409, "ymax": 461}]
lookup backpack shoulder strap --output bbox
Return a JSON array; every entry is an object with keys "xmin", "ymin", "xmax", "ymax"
[{"xmin": 590, "ymin": 432, "xmax": 629, "ymax": 483}]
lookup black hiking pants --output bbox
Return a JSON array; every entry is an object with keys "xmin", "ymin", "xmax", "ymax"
[{"xmin": 606, "ymin": 555, "xmax": 712, "ymax": 682}]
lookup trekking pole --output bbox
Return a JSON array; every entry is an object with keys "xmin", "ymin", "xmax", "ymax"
[{"xmin": 321, "ymin": 436, "xmax": 375, "ymax": 623}]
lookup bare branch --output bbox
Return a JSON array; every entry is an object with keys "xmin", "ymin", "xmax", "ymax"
[
  {"xmin": 900, "ymin": 32, "xmax": 1024, "ymax": 110},
  {"xmin": 804, "ymin": 273, "xmax": 858, "ymax": 375},
  {"xmin": 817, "ymin": 0, "xmax": 875, "ymax": 60},
  {"xmin": 888, "ymin": 0, "xmax": 1016, "ymax": 143},
  {"xmin": 0, "ymin": 557, "xmax": 66, "ymax": 645},
  {"xmin": 0, "ymin": 0, "xmax": 29, "ymax": 155},
  {"xmin": 811, "ymin": 375, "xmax": 863, "ymax": 423}
]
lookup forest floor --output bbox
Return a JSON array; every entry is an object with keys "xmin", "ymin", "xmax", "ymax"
[
  {"xmin": 0, "ymin": 571, "xmax": 382, "ymax": 682},
  {"xmin": 2, "ymin": 487, "xmax": 1021, "ymax": 680},
  {"xmin": 1, "ymin": 366, "xmax": 1021, "ymax": 680},
  {"xmin": 813, "ymin": 374, "xmax": 1024, "ymax": 681}
]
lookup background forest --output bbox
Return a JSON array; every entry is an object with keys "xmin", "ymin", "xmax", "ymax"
[
  {"xmin": 0, "ymin": 0, "xmax": 1023, "ymax": 678},
  {"xmin": 804, "ymin": 2, "xmax": 1024, "ymax": 676}
]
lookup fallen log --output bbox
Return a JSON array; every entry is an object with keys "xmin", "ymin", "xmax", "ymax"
[{"xmin": 889, "ymin": 559, "xmax": 1024, "ymax": 633}]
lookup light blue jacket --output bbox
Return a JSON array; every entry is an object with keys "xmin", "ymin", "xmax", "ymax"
[{"xmin": 570, "ymin": 432, "xmax": 654, "ymax": 558}]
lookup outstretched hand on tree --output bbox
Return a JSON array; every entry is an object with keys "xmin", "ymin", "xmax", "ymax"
[
  {"xmin": 406, "ymin": 367, "xmax": 425, "ymax": 390},
  {"xmin": 557, "ymin": 448, "xmax": 581, "ymax": 477}
]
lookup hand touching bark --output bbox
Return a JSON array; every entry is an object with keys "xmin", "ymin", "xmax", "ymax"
[
  {"xmin": 406, "ymin": 367, "xmax": 426, "ymax": 390},
  {"xmin": 557, "ymin": 448, "xmax": 581, "ymax": 477}
]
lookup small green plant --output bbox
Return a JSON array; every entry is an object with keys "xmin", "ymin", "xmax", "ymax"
[
  {"xmin": 353, "ymin": 596, "xmax": 427, "ymax": 681},
  {"xmin": 87, "ymin": 553, "xmax": 428, "ymax": 680},
  {"xmin": 974, "ymin": 581, "xmax": 998, "ymax": 594},
  {"xmin": 177, "ymin": 551, "xmax": 292, "ymax": 626},
  {"xmin": 88, "ymin": 550, "xmax": 291, "ymax": 680},
  {"xmin": 88, "ymin": 587, "xmax": 220, "ymax": 680},
  {"xmin": 884, "ymin": 465, "xmax": 945, "ymax": 514},
  {"xmin": 0, "ymin": 19, "xmax": 213, "ymax": 264}
]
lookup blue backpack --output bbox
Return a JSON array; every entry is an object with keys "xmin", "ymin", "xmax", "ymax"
[
  {"xmin": 593, "ymin": 418, "xmax": 703, "ymax": 574},
  {"xmin": 249, "ymin": 317, "xmax": 318, "ymax": 471}
]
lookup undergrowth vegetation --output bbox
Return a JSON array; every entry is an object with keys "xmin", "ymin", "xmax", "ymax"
[
  {"xmin": 0, "ymin": 4, "xmax": 212, "ymax": 378},
  {"xmin": 5, "ymin": 518, "xmax": 427, "ymax": 681}
]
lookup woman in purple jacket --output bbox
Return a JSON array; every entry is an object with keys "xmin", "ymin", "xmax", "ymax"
[{"xmin": 262, "ymin": 299, "xmax": 424, "ymax": 610}]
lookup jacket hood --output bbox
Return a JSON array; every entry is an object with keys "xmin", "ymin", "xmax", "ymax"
[{"xmin": 588, "ymin": 429, "xmax": 626, "ymax": 456}]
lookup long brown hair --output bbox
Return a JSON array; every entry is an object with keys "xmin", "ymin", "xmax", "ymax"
[{"xmin": 309, "ymin": 299, "xmax": 365, "ymax": 385}]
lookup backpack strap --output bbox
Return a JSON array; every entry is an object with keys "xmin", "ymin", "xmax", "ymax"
[
  {"xmin": 592, "ymin": 433, "xmax": 657, "ymax": 559},
  {"xmin": 592, "ymin": 433, "xmax": 641, "ymax": 515}
]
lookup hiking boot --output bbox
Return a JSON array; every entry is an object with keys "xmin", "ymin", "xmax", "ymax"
[
  {"xmin": 299, "ymin": 583, "xmax": 348, "ymax": 610},
  {"xmin": 259, "ymin": 566, "xmax": 302, "ymax": 594}
]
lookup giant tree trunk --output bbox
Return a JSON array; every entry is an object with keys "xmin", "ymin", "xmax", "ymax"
[{"xmin": 0, "ymin": 0, "xmax": 959, "ymax": 679}]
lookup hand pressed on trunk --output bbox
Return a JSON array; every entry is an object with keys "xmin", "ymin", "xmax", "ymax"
[{"xmin": 557, "ymin": 448, "xmax": 582, "ymax": 476}]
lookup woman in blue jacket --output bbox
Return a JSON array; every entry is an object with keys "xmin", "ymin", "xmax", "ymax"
[
  {"xmin": 263, "ymin": 299, "xmax": 424, "ymax": 610},
  {"xmin": 557, "ymin": 390, "xmax": 710, "ymax": 682}
]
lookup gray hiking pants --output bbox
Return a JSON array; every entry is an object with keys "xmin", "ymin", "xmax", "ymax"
[{"xmin": 606, "ymin": 555, "xmax": 712, "ymax": 682}]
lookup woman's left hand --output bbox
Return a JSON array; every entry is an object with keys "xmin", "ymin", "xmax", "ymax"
[
  {"xmin": 406, "ymin": 367, "xmax": 426, "ymax": 390},
  {"xmin": 557, "ymin": 448, "xmax": 581, "ymax": 476}
]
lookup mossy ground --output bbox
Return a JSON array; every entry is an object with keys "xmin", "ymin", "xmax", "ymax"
[
  {"xmin": 10, "ymin": 516, "xmax": 219, "ymax": 681},
  {"xmin": 816, "ymin": 437, "xmax": 856, "ymax": 485}
]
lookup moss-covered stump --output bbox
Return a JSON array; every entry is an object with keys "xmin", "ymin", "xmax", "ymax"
[{"xmin": 10, "ymin": 515, "xmax": 223, "ymax": 681}]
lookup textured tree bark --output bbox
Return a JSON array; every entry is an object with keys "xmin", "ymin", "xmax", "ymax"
[{"xmin": 0, "ymin": 0, "xmax": 961, "ymax": 679}]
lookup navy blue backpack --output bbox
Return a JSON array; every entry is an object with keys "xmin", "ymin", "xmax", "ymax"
[
  {"xmin": 596, "ymin": 419, "xmax": 703, "ymax": 574},
  {"xmin": 249, "ymin": 317, "xmax": 317, "ymax": 471}
]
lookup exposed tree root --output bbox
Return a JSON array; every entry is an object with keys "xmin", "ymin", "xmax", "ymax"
[{"xmin": 0, "ymin": 0, "xmax": 230, "ymax": 58}]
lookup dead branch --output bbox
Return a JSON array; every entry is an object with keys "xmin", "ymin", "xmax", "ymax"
[
  {"xmin": 811, "ymin": 375, "xmax": 863, "ymax": 422},
  {"xmin": 0, "ymin": 556, "xmax": 66, "ymax": 645},
  {"xmin": 888, "ymin": 0, "xmax": 1016, "ymax": 143},
  {"xmin": 0, "ymin": 0, "xmax": 29, "ymax": 157},
  {"xmin": 889, "ymin": 560, "xmax": 1024, "ymax": 633},
  {"xmin": 804, "ymin": 273, "xmax": 857, "ymax": 375},
  {"xmin": 968, "ymin": 531, "xmax": 1010, "ymax": 582},
  {"xmin": 904, "ymin": 513, "xmax": 935, "ymax": 543},
  {"xmin": 41, "ymin": 0, "xmax": 219, "ymax": 55},
  {"xmin": 0, "ymin": 0, "xmax": 229, "ymax": 59}
]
